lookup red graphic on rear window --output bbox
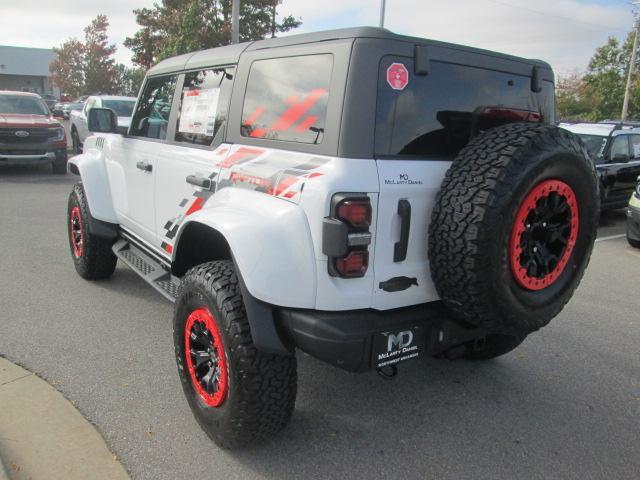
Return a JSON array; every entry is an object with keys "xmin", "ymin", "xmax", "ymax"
[
  {"xmin": 387, "ymin": 63, "xmax": 409, "ymax": 91},
  {"xmin": 241, "ymin": 89, "xmax": 327, "ymax": 140}
]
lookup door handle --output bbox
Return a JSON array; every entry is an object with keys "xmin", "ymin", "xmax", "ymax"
[
  {"xmin": 394, "ymin": 199, "xmax": 411, "ymax": 262},
  {"xmin": 186, "ymin": 174, "xmax": 212, "ymax": 190},
  {"xmin": 136, "ymin": 161, "xmax": 152, "ymax": 172}
]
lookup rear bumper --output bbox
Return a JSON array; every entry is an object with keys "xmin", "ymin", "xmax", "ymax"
[{"xmin": 275, "ymin": 302, "xmax": 485, "ymax": 372}]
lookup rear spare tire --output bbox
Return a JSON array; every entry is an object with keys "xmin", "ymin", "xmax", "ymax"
[{"xmin": 429, "ymin": 123, "xmax": 598, "ymax": 335}]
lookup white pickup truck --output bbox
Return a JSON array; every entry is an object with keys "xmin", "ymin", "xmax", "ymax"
[{"xmin": 69, "ymin": 95, "xmax": 136, "ymax": 153}]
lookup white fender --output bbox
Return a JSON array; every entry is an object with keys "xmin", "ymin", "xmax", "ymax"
[
  {"xmin": 176, "ymin": 188, "xmax": 317, "ymax": 308},
  {"xmin": 68, "ymin": 145, "xmax": 118, "ymax": 223}
]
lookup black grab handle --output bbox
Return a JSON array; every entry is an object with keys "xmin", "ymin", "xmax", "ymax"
[
  {"xmin": 186, "ymin": 174, "xmax": 212, "ymax": 190},
  {"xmin": 136, "ymin": 161, "xmax": 152, "ymax": 172},
  {"xmin": 394, "ymin": 199, "xmax": 411, "ymax": 262}
]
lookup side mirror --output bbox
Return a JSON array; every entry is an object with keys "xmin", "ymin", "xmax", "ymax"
[
  {"xmin": 612, "ymin": 153, "xmax": 630, "ymax": 163},
  {"xmin": 88, "ymin": 108, "xmax": 118, "ymax": 133}
]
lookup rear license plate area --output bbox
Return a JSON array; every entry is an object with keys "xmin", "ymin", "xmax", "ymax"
[{"xmin": 372, "ymin": 326, "xmax": 425, "ymax": 369}]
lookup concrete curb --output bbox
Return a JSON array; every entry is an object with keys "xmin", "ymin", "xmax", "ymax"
[{"xmin": 0, "ymin": 357, "xmax": 129, "ymax": 480}]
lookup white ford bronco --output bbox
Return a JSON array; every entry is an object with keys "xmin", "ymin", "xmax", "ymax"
[{"xmin": 66, "ymin": 28, "xmax": 599, "ymax": 448}]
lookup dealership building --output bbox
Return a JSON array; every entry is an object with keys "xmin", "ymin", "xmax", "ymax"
[{"xmin": 0, "ymin": 45, "xmax": 59, "ymax": 98}]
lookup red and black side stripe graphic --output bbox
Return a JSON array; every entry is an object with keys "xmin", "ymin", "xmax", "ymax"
[
  {"xmin": 160, "ymin": 171, "xmax": 218, "ymax": 254},
  {"xmin": 216, "ymin": 147, "xmax": 264, "ymax": 168},
  {"xmin": 217, "ymin": 156, "xmax": 328, "ymax": 200}
]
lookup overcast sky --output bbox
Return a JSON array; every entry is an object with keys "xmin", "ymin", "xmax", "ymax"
[{"xmin": 0, "ymin": 0, "xmax": 634, "ymax": 76}]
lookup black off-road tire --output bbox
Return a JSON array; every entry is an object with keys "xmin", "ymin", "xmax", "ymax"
[
  {"xmin": 71, "ymin": 127, "xmax": 82, "ymax": 154},
  {"xmin": 429, "ymin": 123, "xmax": 599, "ymax": 335},
  {"xmin": 174, "ymin": 260, "xmax": 297, "ymax": 449},
  {"xmin": 628, "ymin": 236, "xmax": 640, "ymax": 249},
  {"xmin": 67, "ymin": 182, "xmax": 117, "ymax": 279},
  {"xmin": 52, "ymin": 152, "xmax": 68, "ymax": 174},
  {"xmin": 462, "ymin": 334, "xmax": 527, "ymax": 361}
]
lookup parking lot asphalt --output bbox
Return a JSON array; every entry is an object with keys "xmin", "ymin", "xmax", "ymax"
[{"xmin": 0, "ymin": 165, "xmax": 638, "ymax": 480}]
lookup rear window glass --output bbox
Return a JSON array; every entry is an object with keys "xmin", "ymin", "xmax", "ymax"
[
  {"xmin": 241, "ymin": 54, "xmax": 332, "ymax": 145},
  {"xmin": 375, "ymin": 57, "xmax": 555, "ymax": 158}
]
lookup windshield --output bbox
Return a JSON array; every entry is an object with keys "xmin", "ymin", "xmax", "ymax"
[
  {"xmin": 576, "ymin": 134, "xmax": 608, "ymax": 159},
  {"xmin": 102, "ymin": 100, "xmax": 135, "ymax": 117},
  {"xmin": 0, "ymin": 95, "xmax": 49, "ymax": 115}
]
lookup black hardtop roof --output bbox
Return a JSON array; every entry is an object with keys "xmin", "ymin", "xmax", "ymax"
[{"xmin": 147, "ymin": 26, "xmax": 552, "ymax": 76}]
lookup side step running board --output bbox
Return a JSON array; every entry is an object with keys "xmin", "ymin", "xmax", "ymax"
[{"xmin": 112, "ymin": 239, "xmax": 181, "ymax": 302}]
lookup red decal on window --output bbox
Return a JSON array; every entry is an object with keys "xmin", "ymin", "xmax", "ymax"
[
  {"xmin": 386, "ymin": 63, "xmax": 409, "ymax": 90},
  {"xmin": 284, "ymin": 191, "xmax": 297, "ymax": 199},
  {"xmin": 243, "ymin": 106, "xmax": 265, "ymax": 126},
  {"xmin": 249, "ymin": 128, "xmax": 268, "ymax": 138},
  {"xmin": 295, "ymin": 115, "xmax": 318, "ymax": 132},
  {"xmin": 186, "ymin": 90, "xmax": 200, "ymax": 97},
  {"xmin": 185, "ymin": 197, "xmax": 204, "ymax": 216},
  {"xmin": 306, "ymin": 172, "xmax": 324, "ymax": 179},
  {"xmin": 271, "ymin": 88, "xmax": 327, "ymax": 132},
  {"xmin": 284, "ymin": 95, "xmax": 299, "ymax": 104}
]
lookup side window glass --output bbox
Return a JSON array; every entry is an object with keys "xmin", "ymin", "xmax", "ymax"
[
  {"xmin": 175, "ymin": 67, "xmax": 235, "ymax": 146},
  {"xmin": 241, "ymin": 54, "xmax": 333, "ymax": 144},
  {"xmin": 130, "ymin": 75, "xmax": 177, "ymax": 140},
  {"xmin": 609, "ymin": 136, "xmax": 629, "ymax": 161},
  {"xmin": 630, "ymin": 135, "xmax": 640, "ymax": 159}
]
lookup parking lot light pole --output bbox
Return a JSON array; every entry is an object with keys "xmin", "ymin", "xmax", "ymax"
[
  {"xmin": 622, "ymin": 2, "xmax": 640, "ymax": 122},
  {"xmin": 232, "ymin": 0, "xmax": 240, "ymax": 44}
]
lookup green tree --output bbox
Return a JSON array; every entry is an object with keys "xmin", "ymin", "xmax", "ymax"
[
  {"xmin": 556, "ymin": 72, "xmax": 597, "ymax": 122},
  {"xmin": 50, "ymin": 39, "xmax": 85, "ymax": 99},
  {"xmin": 50, "ymin": 15, "xmax": 120, "ymax": 97},
  {"xmin": 115, "ymin": 65, "xmax": 146, "ymax": 97},
  {"xmin": 83, "ymin": 15, "xmax": 119, "ymax": 94},
  {"xmin": 581, "ymin": 32, "xmax": 640, "ymax": 121},
  {"xmin": 124, "ymin": 0, "xmax": 302, "ymax": 68}
]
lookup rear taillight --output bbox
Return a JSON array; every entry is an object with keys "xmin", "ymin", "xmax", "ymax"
[
  {"xmin": 335, "ymin": 250, "xmax": 369, "ymax": 278},
  {"xmin": 322, "ymin": 194, "xmax": 372, "ymax": 278},
  {"xmin": 337, "ymin": 200, "xmax": 372, "ymax": 228}
]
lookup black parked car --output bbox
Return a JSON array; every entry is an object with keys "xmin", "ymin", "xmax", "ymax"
[{"xmin": 563, "ymin": 123, "xmax": 640, "ymax": 210}]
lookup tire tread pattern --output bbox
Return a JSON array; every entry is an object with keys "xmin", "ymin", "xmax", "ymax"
[
  {"xmin": 69, "ymin": 182, "xmax": 117, "ymax": 279},
  {"xmin": 176, "ymin": 260, "xmax": 297, "ymax": 448},
  {"xmin": 428, "ymin": 122, "xmax": 598, "ymax": 333}
]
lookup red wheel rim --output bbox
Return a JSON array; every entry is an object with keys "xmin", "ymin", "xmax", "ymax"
[
  {"xmin": 70, "ymin": 206, "xmax": 84, "ymax": 258},
  {"xmin": 509, "ymin": 179, "xmax": 579, "ymax": 291},
  {"xmin": 184, "ymin": 308, "xmax": 228, "ymax": 407}
]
